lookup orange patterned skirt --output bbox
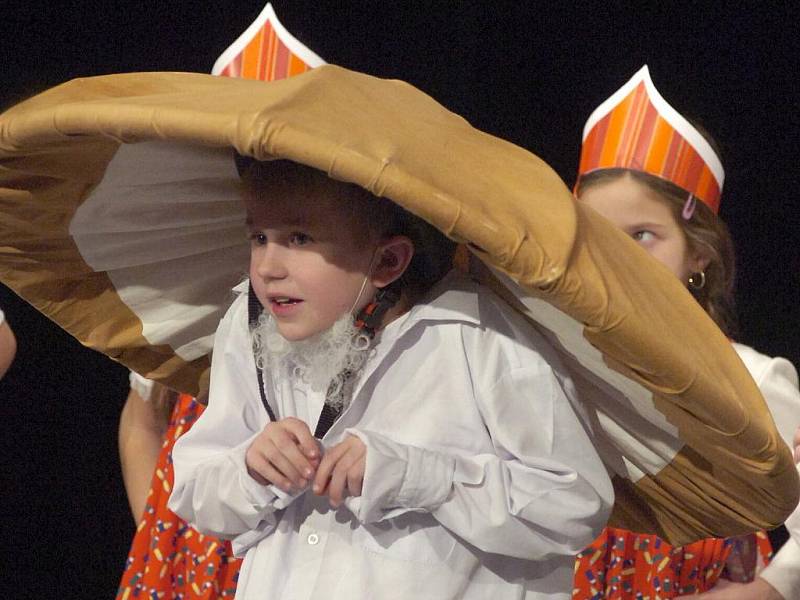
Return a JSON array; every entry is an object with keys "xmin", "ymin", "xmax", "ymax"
[
  {"xmin": 117, "ymin": 395, "xmax": 242, "ymax": 599},
  {"xmin": 573, "ymin": 526, "xmax": 773, "ymax": 599}
]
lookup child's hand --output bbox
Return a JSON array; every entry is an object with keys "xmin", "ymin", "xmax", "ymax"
[
  {"xmin": 794, "ymin": 425, "xmax": 800, "ymax": 463},
  {"xmin": 245, "ymin": 417, "xmax": 320, "ymax": 493},
  {"xmin": 313, "ymin": 435, "xmax": 366, "ymax": 508}
]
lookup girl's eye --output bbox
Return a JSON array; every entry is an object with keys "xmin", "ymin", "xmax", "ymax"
[
  {"xmin": 290, "ymin": 232, "xmax": 313, "ymax": 246},
  {"xmin": 632, "ymin": 230, "xmax": 655, "ymax": 243},
  {"xmin": 249, "ymin": 232, "xmax": 268, "ymax": 246}
]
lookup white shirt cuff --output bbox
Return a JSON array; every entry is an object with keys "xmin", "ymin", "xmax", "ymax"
[
  {"xmin": 128, "ymin": 371, "xmax": 156, "ymax": 401},
  {"xmin": 344, "ymin": 428, "xmax": 455, "ymax": 523}
]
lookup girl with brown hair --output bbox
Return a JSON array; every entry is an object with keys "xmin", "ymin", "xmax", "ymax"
[{"xmin": 571, "ymin": 66, "xmax": 800, "ymax": 600}]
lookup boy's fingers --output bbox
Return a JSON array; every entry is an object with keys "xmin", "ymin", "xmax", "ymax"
[
  {"xmin": 249, "ymin": 454, "xmax": 292, "ymax": 491},
  {"xmin": 283, "ymin": 418, "xmax": 321, "ymax": 460},
  {"xmin": 343, "ymin": 439, "xmax": 365, "ymax": 498},
  {"xmin": 347, "ymin": 465, "xmax": 363, "ymax": 498},
  {"xmin": 327, "ymin": 458, "xmax": 351, "ymax": 506},
  {"xmin": 266, "ymin": 424, "xmax": 316, "ymax": 482},
  {"xmin": 263, "ymin": 440, "xmax": 305, "ymax": 488},
  {"xmin": 275, "ymin": 435, "xmax": 316, "ymax": 481},
  {"xmin": 245, "ymin": 459, "xmax": 270, "ymax": 485},
  {"xmin": 313, "ymin": 443, "xmax": 347, "ymax": 494},
  {"xmin": 328, "ymin": 451, "xmax": 364, "ymax": 506}
]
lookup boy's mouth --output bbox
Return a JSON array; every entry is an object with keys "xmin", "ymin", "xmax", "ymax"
[{"xmin": 271, "ymin": 297, "xmax": 302, "ymax": 306}]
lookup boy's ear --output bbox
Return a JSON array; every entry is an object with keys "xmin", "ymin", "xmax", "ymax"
[{"xmin": 370, "ymin": 235, "xmax": 414, "ymax": 288}]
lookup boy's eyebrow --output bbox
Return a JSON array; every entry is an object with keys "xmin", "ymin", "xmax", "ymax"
[
  {"xmin": 282, "ymin": 214, "xmax": 314, "ymax": 227},
  {"xmin": 244, "ymin": 213, "xmax": 315, "ymax": 228}
]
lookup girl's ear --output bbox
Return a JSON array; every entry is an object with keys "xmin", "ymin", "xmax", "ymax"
[
  {"xmin": 370, "ymin": 235, "xmax": 414, "ymax": 288},
  {"xmin": 689, "ymin": 246, "xmax": 712, "ymax": 273}
]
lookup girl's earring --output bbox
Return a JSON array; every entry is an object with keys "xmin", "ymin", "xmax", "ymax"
[{"xmin": 688, "ymin": 271, "xmax": 706, "ymax": 290}]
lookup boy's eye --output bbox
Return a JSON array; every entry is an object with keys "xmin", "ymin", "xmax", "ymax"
[
  {"xmin": 289, "ymin": 232, "xmax": 313, "ymax": 246},
  {"xmin": 249, "ymin": 232, "xmax": 268, "ymax": 246}
]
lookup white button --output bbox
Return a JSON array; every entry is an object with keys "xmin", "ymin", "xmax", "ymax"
[{"xmin": 307, "ymin": 533, "xmax": 319, "ymax": 545}]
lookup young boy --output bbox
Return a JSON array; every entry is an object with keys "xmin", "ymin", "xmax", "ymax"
[{"xmin": 169, "ymin": 158, "xmax": 613, "ymax": 599}]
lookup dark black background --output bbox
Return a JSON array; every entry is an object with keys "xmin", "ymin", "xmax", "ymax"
[{"xmin": 1, "ymin": 2, "xmax": 798, "ymax": 597}]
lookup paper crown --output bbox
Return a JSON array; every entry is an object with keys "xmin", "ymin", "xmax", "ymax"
[
  {"xmin": 212, "ymin": 2, "xmax": 325, "ymax": 79},
  {"xmin": 578, "ymin": 65, "xmax": 724, "ymax": 213}
]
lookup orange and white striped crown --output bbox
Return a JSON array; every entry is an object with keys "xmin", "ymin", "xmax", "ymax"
[
  {"xmin": 578, "ymin": 66, "xmax": 724, "ymax": 213},
  {"xmin": 212, "ymin": 2, "xmax": 325, "ymax": 81}
]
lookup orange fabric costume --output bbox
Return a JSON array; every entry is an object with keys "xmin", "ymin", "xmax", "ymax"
[
  {"xmin": 573, "ymin": 527, "xmax": 772, "ymax": 598},
  {"xmin": 117, "ymin": 396, "xmax": 242, "ymax": 599}
]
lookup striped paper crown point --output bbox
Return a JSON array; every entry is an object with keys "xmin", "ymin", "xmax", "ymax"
[
  {"xmin": 212, "ymin": 2, "xmax": 325, "ymax": 81},
  {"xmin": 578, "ymin": 65, "xmax": 724, "ymax": 213}
]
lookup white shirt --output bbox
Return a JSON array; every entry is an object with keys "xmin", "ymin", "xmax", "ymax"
[
  {"xmin": 170, "ymin": 273, "xmax": 614, "ymax": 600},
  {"xmin": 735, "ymin": 343, "xmax": 800, "ymax": 599},
  {"xmin": 128, "ymin": 371, "xmax": 156, "ymax": 401},
  {"xmin": 773, "ymin": 494, "xmax": 800, "ymax": 599}
]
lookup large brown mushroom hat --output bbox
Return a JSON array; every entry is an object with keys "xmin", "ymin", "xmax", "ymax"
[{"xmin": 0, "ymin": 65, "xmax": 796, "ymax": 544}]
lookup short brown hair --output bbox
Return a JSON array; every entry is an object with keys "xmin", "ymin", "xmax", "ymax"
[
  {"xmin": 576, "ymin": 168, "xmax": 737, "ymax": 336},
  {"xmin": 237, "ymin": 156, "xmax": 457, "ymax": 301}
]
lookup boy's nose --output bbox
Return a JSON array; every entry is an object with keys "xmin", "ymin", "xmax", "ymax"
[{"xmin": 253, "ymin": 244, "xmax": 288, "ymax": 280}]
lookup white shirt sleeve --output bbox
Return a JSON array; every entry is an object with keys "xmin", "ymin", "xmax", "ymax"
[
  {"xmin": 128, "ymin": 371, "xmax": 156, "ymax": 401},
  {"xmin": 760, "ymin": 472, "xmax": 800, "ymax": 599},
  {"xmin": 787, "ymin": 484, "xmax": 800, "ymax": 546},
  {"xmin": 0, "ymin": 307, "xmax": 5, "ymax": 324},
  {"xmin": 757, "ymin": 356, "xmax": 800, "ymax": 451},
  {"xmin": 168, "ymin": 292, "xmax": 294, "ymax": 548},
  {"xmin": 735, "ymin": 345, "xmax": 800, "ymax": 450},
  {"xmin": 743, "ymin": 350, "xmax": 800, "ymax": 599},
  {"xmin": 346, "ymin": 361, "xmax": 613, "ymax": 560}
]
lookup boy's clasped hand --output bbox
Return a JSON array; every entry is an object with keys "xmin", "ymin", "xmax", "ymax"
[{"xmin": 245, "ymin": 417, "xmax": 366, "ymax": 508}]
